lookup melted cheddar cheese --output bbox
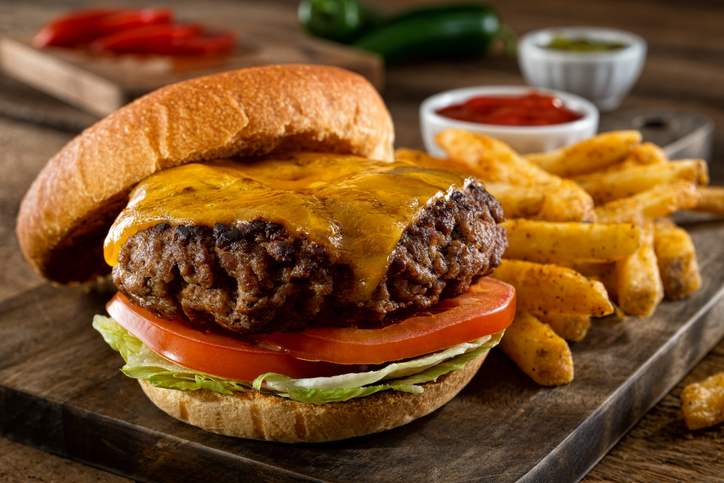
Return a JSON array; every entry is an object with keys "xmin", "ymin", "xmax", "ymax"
[{"xmin": 104, "ymin": 153, "xmax": 473, "ymax": 301}]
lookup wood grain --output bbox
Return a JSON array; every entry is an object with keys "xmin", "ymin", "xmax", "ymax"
[
  {"xmin": 1, "ymin": 0, "xmax": 724, "ymax": 481},
  {"xmin": 2, "ymin": 118, "xmax": 724, "ymax": 482},
  {"xmin": 0, "ymin": 2, "xmax": 383, "ymax": 116},
  {"xmin": 0, "ymin": 437, "xmax": 131, "ymax": 483}
]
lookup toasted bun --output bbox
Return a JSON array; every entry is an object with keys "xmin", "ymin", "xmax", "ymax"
[
  {"xmin": 139, "ymin": 353, "xmax": 486, "ymax": 443},
  {"xmin": 16, "ymin": 64, "xmax": 394, "ymax": 284}
]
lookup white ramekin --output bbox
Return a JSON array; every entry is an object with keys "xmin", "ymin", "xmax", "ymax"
[
  {"xmin": 419, "ymin": 85, "xmax": 599, "ymax": 157},
  {"xmin": 518, "ymin": 27, "xmax": 647, "ymax": 111}
]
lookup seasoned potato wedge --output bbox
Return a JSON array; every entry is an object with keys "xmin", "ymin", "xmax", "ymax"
[
  {"xmin": 575, "ymin": 160, "xmax": 709, "ymax": 205},
  {"xmin": 694, "ymin": 186, "xmax": 724, "ymax": 216},
  {"xmin": 498, "ymin": 312, "xmax": 574, "ymax": 386},
  {"xmin": 524, "ymin": 130, "xmax": 642, "ymax": 177},
  {"xmin": 681, "ymin": 372, "xmax": 724, "ymax": 430},
  {"xmin": 485, "ymin": 182, "xmax": 547, "ymax": 219},
  {"xmin": 488, "ymin": 259, "xmax": 614, "ymax": 317},
  {"xmin": 436, "ymin": 129, "xmax": 595, "ymax": 222},
  {"xmin": 534, "ymin": 313, "xmax": 591, "ymax": 342},
  {"xmin": 615, "ymin": 222, "xmax": 664, "ymax": 317},
  {"xmin": 623, "ymin": 142, "xmax": 670, "ymax": 166},
  {"xmin": 502, "ymin": 218, "xmax": 641, "ymax": 264},
  {"xmin": 595, "ymin": 180, "xmax": 700, "ymax": 224},
  {"xmin": 653, "ymin": 218, "xmax": 702, "ymax": 300}
]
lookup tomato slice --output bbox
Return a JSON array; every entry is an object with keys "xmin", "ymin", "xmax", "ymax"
[
  {"xmin": 258, "ymin": 278, "xmax": 515, "ymax": 364},
  {"xmin": 106, "ymin": 293, "xmax": 371, "ymax": 381},
  {"xmin": 107, "ymin": 277, "xmax": 515, "ymax": 380}
]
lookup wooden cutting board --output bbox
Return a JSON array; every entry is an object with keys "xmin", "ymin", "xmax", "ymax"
[
  {"xmin": 1, "ymin": 117, "xmax": 724, "ymax": 482},
  {"xmin": 0, "ymin": 5, "xmax": 383, "ymax": 117},
  {"xmin": 1, "ymin": 246, "xmax": 723, "ymax": 483}
]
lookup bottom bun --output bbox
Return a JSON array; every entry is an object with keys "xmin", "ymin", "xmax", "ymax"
[{"xmin": 139, "ymin": 352, "xmax": 488, "ymax": 443}]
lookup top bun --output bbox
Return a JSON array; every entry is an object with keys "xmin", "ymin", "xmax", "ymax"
[{"xmin": 16, "ymin": 64, "xmax": 394, "ymax": 284}]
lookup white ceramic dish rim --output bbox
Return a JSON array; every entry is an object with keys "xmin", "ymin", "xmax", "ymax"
[
  {"xmin": 519, "ymin": 27, "xmax": 647, "ymax": 61},
  {"xmin": 420, "ymin": 85, "xmax": 598, "ymax": 135}
]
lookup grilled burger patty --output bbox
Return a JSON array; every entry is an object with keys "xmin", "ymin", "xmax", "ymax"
[{"xmin": 113, "ymin": 181, "xmax": 506, "ymax": 334}]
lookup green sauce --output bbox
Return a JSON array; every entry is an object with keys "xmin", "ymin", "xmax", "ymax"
[{"xmin": 544, "ymin": 35, "xmax": 628, "ymax": 52}]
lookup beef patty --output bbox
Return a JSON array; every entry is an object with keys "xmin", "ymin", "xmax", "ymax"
[{"xmin": 113, "ymin": 181, "xmax": 507, "ymax": 334}]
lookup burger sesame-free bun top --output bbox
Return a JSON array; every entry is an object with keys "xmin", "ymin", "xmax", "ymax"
[{"xmin": 16, "ymin": 64, "xmax": 394, "ymax": 284}]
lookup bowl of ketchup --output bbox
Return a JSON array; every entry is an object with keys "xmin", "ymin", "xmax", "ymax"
[{"xmin": 420, "ymin": 86, "xmax": 598, "ymax": 157}]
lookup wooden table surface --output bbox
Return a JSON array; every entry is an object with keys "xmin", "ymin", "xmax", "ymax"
[{"xmin": 1, "ymin": 0, "xmax": 723, "ymax": 482}]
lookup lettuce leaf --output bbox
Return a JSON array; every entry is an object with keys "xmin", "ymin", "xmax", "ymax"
[{"xmin": 93, "ymin": 315, "xmax": 503, "ymax": 405}]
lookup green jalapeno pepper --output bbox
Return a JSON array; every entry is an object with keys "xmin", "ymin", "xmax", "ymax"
[
  {"xmin": 298, "ymin": 0, "xmax": 515, "ymax": 63},
  {"xmin": 298, "ymin": 0, "xmax": 386, "ymax": 44}
]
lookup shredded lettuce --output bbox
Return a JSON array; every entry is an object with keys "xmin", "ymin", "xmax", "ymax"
[{"xmin": 93, "ymin": 315, "xmax": 503, "ymax": 405}]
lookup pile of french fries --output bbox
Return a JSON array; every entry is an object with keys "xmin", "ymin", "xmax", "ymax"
[{"xmin": 397, "ymin": 129, "xmax": 724, "ymax": 387}]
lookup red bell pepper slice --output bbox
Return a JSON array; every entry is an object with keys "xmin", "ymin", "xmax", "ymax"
[
  {"xmin": 96, "ymin": 8, "xmax": 173, "ymax": 32},
  {"xmin": 164, "ymin": 32, "xmax": 236, "ymax": 56},
  {"xmin": 89, "ymin": 24, "xmax": 204, "ymax": 55},
  {"xmin": 90, "ymin": 24, "xmax": 236, "ymax": 56},
  {"xmin": 33, "ymin": 8, "xmax": 123, "ymax": 47},
  {"xmin": 33, "ymin": 8, "xmax": 174, "ymax": 48}
]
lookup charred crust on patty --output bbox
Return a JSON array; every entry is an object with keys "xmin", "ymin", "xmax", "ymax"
[{"xmin": 113, "ymin": 181, "xmax": 507, "ymax": 334}]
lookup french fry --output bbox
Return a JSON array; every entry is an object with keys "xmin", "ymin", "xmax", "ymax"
[
  {"xmin": 694, "ymin": 186, "xmax": 724, "ymax": 216},
  {"xmin": 653, "ymin": 218, "xmax": 702, "ymax": 299},
  {"xmin": 485, "ymin": 182, "xmax": 547, "ymax": 219},
  {"xmin": 498, "ymin": 312, "xmax": 574, "ymax": 386},
  {"xmin": 594, "ymin": 180, "xmax": 700, "ymax": 224},
  {"xmin": 523, "ymin": 130, "xmax": 642, "ymax": 177},
  {"xmin": 615, "ymin": 222, "xmax": 664, "ymax": 316},
  {"xmin": 436, "ymin": 129, "xmax": 558, "ymax": 184},
  {"xmin": 534, "ymin": 313, "xmax": 591, "ymax": 342},
  {"xmin": 579, "ymin": 143, "xmax": 669, "ymax": 176},
  {"xmin": 681, "ymin": 372, "xmax": 724, "ymax": 430},
  {"xmin": 488, "ymin": 259, "xmax": 614, "ymax": 317},
  {"xmin": 502, "ymin": 219, "xmax": 641, "ymax": 264},
  {"xmin": 623, "ymin": 142, "xmax": 670, "ymax": 166},
  {"xmin": 574, "ymin": 160, "xmax": 709, "ymax": 205},
  {"xmin": 436, "ymin": 129, "xmax": 595, "ymax": 222},
  {"xmin": 566, "ymin": 262, "xmax": 619, "ymax": 302},
  {"xmin": 534, "ymin": 185, "xmax": 596, "ymax": 222},
  {"xmin": 409, "ymin": 129, "xmax": 709, "ymax": 321}
]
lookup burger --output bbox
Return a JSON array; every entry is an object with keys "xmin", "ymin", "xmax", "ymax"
[{"xmin": 15, "ymin": 64, "xmax": 514, "ymax": 443}]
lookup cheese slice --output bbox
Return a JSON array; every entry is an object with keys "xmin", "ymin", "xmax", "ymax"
[{"xmin": 104, "ymin": 153, "xmax": 473, "ymax": 301}]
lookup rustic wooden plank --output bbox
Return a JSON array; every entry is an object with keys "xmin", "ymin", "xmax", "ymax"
[
  {"xmin": 3, "ymin": 0, "xmax": 724, "ymax": 481},
  {"xmin": 0, "ymin": 2, "xmax": 383, "ymax": 117},
  {"xmin": 1, "ymin": 214, "xmax": 723, "ymax": 482},
  {"xmin": 0, "ymin": 437, "xmax": 131, "ymax": 483},
  {"xmin": 0, "ymin": 116, "xmax": 72, "ymax": 304},
  {"xmin": 585, "ymin": 343, "xmax": 724, "ymax": 483}
]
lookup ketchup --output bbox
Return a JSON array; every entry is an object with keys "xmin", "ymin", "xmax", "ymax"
[{"xmin": 436, "ymin": 92, "xmax": 583, "ymax": 126}]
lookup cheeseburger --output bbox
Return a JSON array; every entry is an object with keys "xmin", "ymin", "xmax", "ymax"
[{"xmin": 16, "ymin": 64, "xmax": 514, "ymax": 443}]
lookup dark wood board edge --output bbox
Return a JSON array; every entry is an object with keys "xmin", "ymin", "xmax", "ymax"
[
  {"xmin": 524, "ymin": 287, "xmax": 724, "ymax": 483},
  {"xmin": 0, "ymin": 381, "xmax": 324, "ymax": 483}
]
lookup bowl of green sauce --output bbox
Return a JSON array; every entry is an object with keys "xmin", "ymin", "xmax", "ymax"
[{"xmin": 518, "ymin": 27, "xmax": 646, "ymax": 111}]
